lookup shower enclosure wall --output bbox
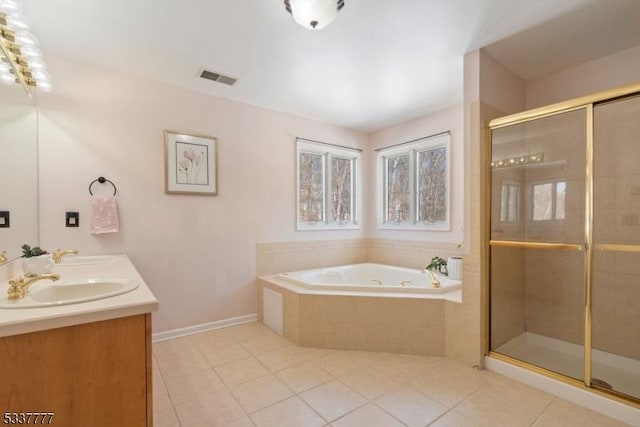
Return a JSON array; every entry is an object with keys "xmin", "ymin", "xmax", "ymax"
[{"xmin": 487, "ymin": 83, "xmax": 640, "ymax": 405}]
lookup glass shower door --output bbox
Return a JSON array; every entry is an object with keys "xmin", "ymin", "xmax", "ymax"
[
  {"xmin": 490, "ymin": 108, "xmax": 587, "ymax": 381},
  {"xmin": 592, "ymin": 94, "xmax": 640, "ymax": 399}
]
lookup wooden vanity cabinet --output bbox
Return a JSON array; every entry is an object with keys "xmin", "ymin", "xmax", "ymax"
[{"xmin": 0, "ymin": 313, "xmax": 153, "ymax": 427}]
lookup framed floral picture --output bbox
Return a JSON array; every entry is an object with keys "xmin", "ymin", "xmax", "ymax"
[{"xmin": 164, "ymin": 130, "xmax": 217, "ymax": 195}]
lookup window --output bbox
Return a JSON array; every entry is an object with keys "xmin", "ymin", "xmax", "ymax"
[
  {"xmin": 297, "ymin": 139, "xmax": 361, "ymax": 230},
  {"xmin": 377, "ymin": 133, "xmax": 450, "ymax": 230},
  {"xmin": 500, "ymin": 181, "xmax": 519, "ymax": 223},
  {"xmin": 531, "ymin": 180, "xmax": 566, "ymax": 221}
]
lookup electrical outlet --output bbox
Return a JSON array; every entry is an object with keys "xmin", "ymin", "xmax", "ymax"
[
  {"xmin": 0, "ymin": 211, "xmax": 9, "ymax": 228},
  {"xmin": 66, "ymin": 211, "xmax": 79, "ymax": 227}
]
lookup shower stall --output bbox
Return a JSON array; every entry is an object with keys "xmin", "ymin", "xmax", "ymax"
[{"xmin": 486, "ymin": 83, "xmax": 640, "ymax": 405}]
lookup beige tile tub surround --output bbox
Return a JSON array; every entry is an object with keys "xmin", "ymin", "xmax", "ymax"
[
  {"xmin": 256, "ymin": 239, "xmax": 370, "ymax": 277},
  {"xmin": 256, "ymin": 238, "xmax": 462, "ymax": 277},
  {"xmin": 257, "ymin": 238, "xmax": 461, "ymax": 357},
  {"xmin": 258, "ymin": 278, "xmax": 447, "ymax": 356}
]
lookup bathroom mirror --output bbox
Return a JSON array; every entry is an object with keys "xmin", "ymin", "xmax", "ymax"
[{"xmin": 0, "ymin": 82, "xmax": 39, "ymax": 264}]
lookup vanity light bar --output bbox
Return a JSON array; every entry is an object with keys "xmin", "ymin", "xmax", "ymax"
[
  {"xmin": 491, "ymin": 153, "xmax": 544, "ymax": 169},
  {"xmin": 0, "ymin": 10, "xmax": 51, "ymax": 91}
]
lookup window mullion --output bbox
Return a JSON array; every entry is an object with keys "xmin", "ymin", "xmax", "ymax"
[
  {"xmin": 324, "ymin": 153, "xmax": 330, "ymax": 225},
  {"xmin": 412, "ymin": 149, "xmax": 418, "ymax": 225}
]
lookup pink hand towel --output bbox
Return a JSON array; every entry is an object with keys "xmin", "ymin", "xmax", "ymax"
[{"xmin": 91, "ymin": 195, "xmax": 120, "ymax": 234}]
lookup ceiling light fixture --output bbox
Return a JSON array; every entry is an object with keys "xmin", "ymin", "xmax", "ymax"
[
  {"xmin": 0, "ymin": 0, "xmax": 51, "ymax": 92},
  {"xmin": 284, "ymin": 0, "xmax": 345, "ymax": 30},
  {"xmin": 491, "ymin": 153, "xmax": 544, "ymax": 169}
]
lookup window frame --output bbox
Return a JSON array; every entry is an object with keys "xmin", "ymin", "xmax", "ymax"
[
  {"xmin": 376, "ymin": 133, "xmax": 451, "ymax": 231},
  {"xmin": 528, "ymin": 179, "xmax": 566, "ymax": 223},
  {"xmin": 499, "ymin": 179, "xmax": 520, "ymax": 224},
  {"xmin": 296, "ymin": 139, "xmax": 361, "ymax": 230}
]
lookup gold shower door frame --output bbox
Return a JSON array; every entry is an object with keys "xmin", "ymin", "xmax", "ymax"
[{"xmin": 484, "ymin": 82, "xmax": 640, "ymax": 407}]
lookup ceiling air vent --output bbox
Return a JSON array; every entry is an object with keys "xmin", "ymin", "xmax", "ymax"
[{"xmin": 199, "ymin": 69, "xmax": 237, "ymax": 86}]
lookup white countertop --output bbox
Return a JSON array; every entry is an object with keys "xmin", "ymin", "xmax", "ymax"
[{"xmin": 0, "ymin": 254, "xmax": 158, "ymax": 337}]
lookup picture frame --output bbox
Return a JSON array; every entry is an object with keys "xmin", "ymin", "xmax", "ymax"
[{"xmin": 164, "ymin": 130, "xmax": 217, "ymax": 195}]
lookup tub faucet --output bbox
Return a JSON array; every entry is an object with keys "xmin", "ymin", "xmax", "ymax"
[
  {"xmin": 0, "ymin": 251, "xmax": 6, "ymax": 264},
  {"xmin": 7, "ymin": 273, "xmax": 60, "ymax": 300},
  {"xmin": 52, "ymin": 249, "xmax": 78, "ymax": 263},
  {"xmin": 426, "ymin": 270, "xmax": 441, "ymax": 289}
]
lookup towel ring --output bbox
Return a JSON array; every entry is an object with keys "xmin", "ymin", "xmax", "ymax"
[{"xmin": 89, "ymin": 176, "xmax": 117, "ymax": 196}]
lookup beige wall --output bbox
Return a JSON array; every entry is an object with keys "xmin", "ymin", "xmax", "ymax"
[
  {"xmin": 36, "ymin": 58, "xmax": 368, "ymax": 333},
  {"xmin": 451, "ymin": 50, "xmax": 527, "ymax": 366},
  {"xmin": 526, "ymin": 43, "xmax": 640, "ymax": 109}
]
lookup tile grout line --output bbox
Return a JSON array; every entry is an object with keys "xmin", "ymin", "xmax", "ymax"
[
  {"xmin": 188, "ymin": 332, "xmax": 255, "ymax": 426},
  {"xmin": 151, "ymin": 352, "xmax": 184, "ymax": 427},
  {"xmin": 528, "ymin": 396, "xmax": 556, "ymax": 426}
]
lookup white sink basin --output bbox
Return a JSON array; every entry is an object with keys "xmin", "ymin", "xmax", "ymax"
[
  {"xmin": 0, "ymin": 278, "xmax": 138, "ymax": 308},
  {"xmin": 56, "ymin": 255, "xmax": 120, "ymax": 266}
]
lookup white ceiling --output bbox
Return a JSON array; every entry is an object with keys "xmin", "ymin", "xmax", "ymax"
[{"xmin": 22, "ymin": 0, "xmax": 640, "ymax": 131}]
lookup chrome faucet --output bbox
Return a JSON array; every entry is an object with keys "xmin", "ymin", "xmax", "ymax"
[
  {"xmin": 7, "ymin": 273, "xmax": 60, "ymax": 300},
  {"xmin": 52, "ymin": 249, "xmax": 78, "ymax": 263},
  {"xmin": 426, "ymin": 270, "xmax": 441, "ymax": 288}
]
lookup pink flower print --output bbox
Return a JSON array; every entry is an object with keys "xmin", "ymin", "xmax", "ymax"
[
  {"xmin": 184, "ymin": 148, "xmax": 197, "ymax": 161},
  {"xmin": 177, "ymin": 146, "xmax": 205, "ymax": 184},
  {"xmin": 179, "ymin": 159, "xmax": 190, "ymax": 170}
]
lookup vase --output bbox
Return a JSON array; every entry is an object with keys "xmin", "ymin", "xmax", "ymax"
[
  {"xmin": 22, "ymin": 254, "xmax": 54, "ymax": 276},
  {"xmin": 447, "ymin": 256, "xmax": 462, "ymax": 280}
]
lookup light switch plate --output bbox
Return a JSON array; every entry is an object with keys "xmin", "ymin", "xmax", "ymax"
[
  {"xmin": 0, "ymin": 211, "xmax": 9, "ymax": 228},
  {"xmin": 66, "ymin": 211, "xmax": 79, "ymax": 227}
]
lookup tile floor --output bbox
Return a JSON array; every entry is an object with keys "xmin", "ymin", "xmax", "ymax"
[{"xmin": 152, "ymin": 322, "xmax": 630, "ymax": 427}]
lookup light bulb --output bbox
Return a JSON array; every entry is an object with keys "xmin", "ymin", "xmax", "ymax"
[
  {"xmin": 31, "ymin": 69, "xmax": 49, "ymax": 81},
  {"xmin": 1, "ymin": 73, "xmax": 16, "ymax": 84},
  {"xmin": 36, "ymin": 79, "xmax": 51, "ymax": 91},
  {"xmin": 5, "ymin": 13, "xmax": 30, "ymax": 31},
  {"xmin": 14, "ymin": 31, "xmax": 39, "ymax": 47},
  {"xmin": 27, "ymin": 57, "xmax": 46, "ymax": 70},
  {"xmin": 0, "ymin": 0, "xmax": 21, "ymax": 14},
  {"xmin": 20, "ymin": 45, "xmax": 42, "ymax": 59}
]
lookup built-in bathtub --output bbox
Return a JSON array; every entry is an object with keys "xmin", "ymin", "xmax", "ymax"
[
  {"xmin": 258, "ymin": 263, "xmax": 463, "ymax": 356},
  {"xmin": 277, "ymin": 263, "xmax": 461, "ymax": 294}
]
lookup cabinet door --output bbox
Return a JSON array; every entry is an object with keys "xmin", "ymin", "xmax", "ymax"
[{"xmin": 0, "ymin": 314, "xmax": 150, "ymax": 427}]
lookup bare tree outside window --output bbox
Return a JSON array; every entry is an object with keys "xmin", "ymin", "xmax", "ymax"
[
  {"xmin": 299, "ymin": 152, "xmax": 324, "ymax": 223},
  {"xmin": 377, "ymin": 133, "xmax": 450, "ymax": 230},
  {"xmin": 330, "ymin": 157, "xmax": 352, "ymax": 223},
  {"xmin": 386, "ymin": 155, "xmax": 411, "ymax": 223},
  {"xmin": 417, "ymin": 147, "xmax": 447, "ymax": 224},
  {"xmin": 297, "ymin": 139, "xmax": 361, "ymax": 230}
]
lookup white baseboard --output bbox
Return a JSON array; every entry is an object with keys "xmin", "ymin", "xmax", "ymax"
[{"xmin": 152, "ymin": 313, "xmax": 258, "ymax": 343}]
